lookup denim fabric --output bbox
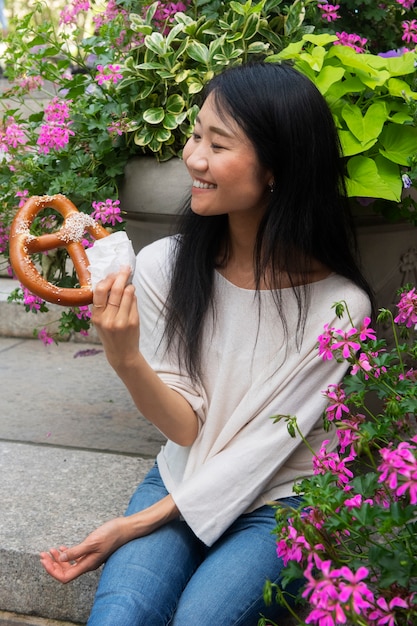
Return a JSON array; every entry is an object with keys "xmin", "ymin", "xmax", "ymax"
[{"xmin": 87, "ymin": 463, "xmax": 302, "ymax": 626}]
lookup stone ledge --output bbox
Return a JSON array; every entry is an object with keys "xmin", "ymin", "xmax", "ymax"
[
  {"xmin": 0, "ymin": 279, "xmax": 99, "ymax": 343},
  {"xmin": 0, "ymin": 442, "xmax": 153, "ymax": 624},
  {"xmin": 0, "ymin": 610, "xmax": 79, "ymax": 625}
]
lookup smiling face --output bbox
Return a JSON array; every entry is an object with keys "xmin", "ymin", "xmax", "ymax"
[{"xmin": 182, "ymin": 93, "xmax": 273, "ymax": 221}]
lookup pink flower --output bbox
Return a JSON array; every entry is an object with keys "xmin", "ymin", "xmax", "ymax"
[
  {"xmin": 336, "ymin": 566, "xmax": 374, "ymax": 613},
  {"xmin": 44, "ymin": 97, "xmax": 72, "ymax": 124},
  {"xmin": 368, "ymin": 595, "xmax": 409, "ymax": 626},
  {"xmin": 332, "ymin": 328, "xmax": 361, "ymax": 359},
  {"xmin": 60, "ymin": 0, "xmax": 90, "ymax": 25},
  {"xmin": 74, "ymin": 305, "xmax": 91, "ymax": 321},
  {"xmin": 323, "ymin": 384, "xmax": 349, "ymax": 421},
  {"xmin": 37, "ymin": 98, "xmax": 74, "ymax": 154},
  {"xmin": 313, "ymin": 440, "xmax": 355, "ymax": 486},
  {"xmin": 277, "ymin": 522, "xmax": 311, "ymax": 565},
  {"xmin": 318, "ymin": 3, "xmax": 340, "ymax": 22},
  {"xmin": 336, "ymin": 413, "xmax": 365, "ymax": 454},
  {"xmin": 335, "ymin": 32, "xmax": 368, "ymax": 53},
  {"xmin": 318, "ymin": 324, "xmax": 336, "ymax": 360},
  {"xmin": 91, "ymin": 198, "xmax": 123, "ymax": 226},
  {"xmin": 38, "ymin": 327, "xmax": 54, "ymax": 345},
  {"xmin": 95, "ymin": 64, "xmax": 124, "ymax": 86},
  {"xmin": 394, "ymin": 287, "xmax": 417, "ymax": 328},
  {"xmin": 0, "ymin": 219, "xmax": 9, "ymax": 254},
  {"xmin": 22, "ymin": 287, "xmax": 44, "ymax": 312},
  {"xmin": 358, "ymin": 317, "xmax": 376, "ymax": 341},
  {"xmin": 93, "ymin": 0, "xmax": 128, "ymax": 29},
  {"xmin": 396, "ymin": 0, "xmax": 416, "ymax": 9},
  {"xmin": 18, "ymin": 75, "xmax": 44, "ymax": 92},
  {"xmin": 402, "ymin": 20, "xmax": 417, "ymax": 44},
  {"xmin": 378, "ymin": 441, "xmax": 417, "ymax": 503},
  {"xmin": 37, "ymin": 124, "xmax": 75, "ymax": 154},
  {"xmin": 350, "ymin": 352, "xmax": 373, "ymax": 377},
  {"xmin": 16, "ymin": 190, "xmax": 29, "ymax": 208},
  {"xmin": 0, "ymin": 117, "xmax": 26, "ymax": 151}
]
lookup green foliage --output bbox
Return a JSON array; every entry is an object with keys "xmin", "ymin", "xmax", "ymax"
[
  {"xmin": 269, "ymin": 34, "xmax": 417, "ymax": 222},
  {"xmin": 266, "ymin": 293, "xmax": 417, "ymax": 625}
]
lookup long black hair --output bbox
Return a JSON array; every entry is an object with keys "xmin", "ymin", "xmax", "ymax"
[{"xmin": 163, "ymin": 62, "xmax": 374, "ymax": 379}]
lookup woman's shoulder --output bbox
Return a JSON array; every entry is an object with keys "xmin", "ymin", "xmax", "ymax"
[
  {"xmin": 313, "ymin": 273, "xmax": 372, "ymax": 323},
  {"xmin": 136, "ymin": 235, "xmax": 179, "ymax": 278}
]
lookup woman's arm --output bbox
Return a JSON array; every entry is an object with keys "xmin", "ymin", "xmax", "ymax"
[
  {"xmin": 92, "ymin": 268, "xmax": 199, "ymax": 446},
  {"xmin": 40, "ymin": 495, "xmax": 179, "ymax": 583}
]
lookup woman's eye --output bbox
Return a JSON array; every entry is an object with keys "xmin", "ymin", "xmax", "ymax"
[
  {"xmin": 192, "ymin": 132, "xmax": 201, "ymax": 141},
  {"xmin": 211, "ymin": 143, "xmax": 224, "ymax": 150}
]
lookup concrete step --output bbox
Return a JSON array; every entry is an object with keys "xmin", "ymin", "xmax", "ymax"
[
  {"xmin": 0, "ymin": 277, "xmax": 99, "ymax": 343},
  {"xmin": 0, "ymin": 610, "xmax": 78, "ymax": 625},
  {"xmin": 0, "ymin": 335, "xmax": 165, "ymax": 623},
  {"xmin": 0, "ymin": 441, "xmax": 154, "ymax": 624}
]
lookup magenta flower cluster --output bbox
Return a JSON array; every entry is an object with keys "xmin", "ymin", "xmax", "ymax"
[
  {"xmin": 334, "ymin": 31, "xmax": 368, "ymax": 53},
  {"xmin": 59, "ymin": 0, "xmax": 91, "ymax": 26},
  {"xmin": 397, "ymin": 0, "xmax": 416, "ymax": 8},
  {"xmin": 95, "ymin": 65, "xmax": 124, "ymax": 87},
  {"xmin": 272, "ymin": 288, "xmax": 417, "ymax": 625},
  {"xmin": 91, "ymin": 199, "xmax": 123, "ymax": 226},
  {"xmin": 151, "ymin": 1, "xmax": 189, "ymax": 34},
  {"xmin": 394, "ymin": 287, "xmax": 417, "ymax": 327},
  {"xmin": 402, "ymin": 19, "xmax": 417, "ymax": 44},
  {"xmin": 0, "ymin": 116, "xmax": 26, "ymax": 152},
  {"xmin": 37, "ymin": 97, "xmax": 75, "ymax": 154},
  {"xmin": 317, "ymin": 3, "xmax": 340, "ymax": 22}
]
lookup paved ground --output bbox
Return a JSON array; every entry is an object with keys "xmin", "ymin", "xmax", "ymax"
[{"xmin": 0, "ymin": 336, "xmax": 165, "ymax": 457}]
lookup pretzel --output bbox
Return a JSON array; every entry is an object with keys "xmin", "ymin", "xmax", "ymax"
[{"xmin": 9, "ymin": 194, "xmax": 110, "ymax": 306}]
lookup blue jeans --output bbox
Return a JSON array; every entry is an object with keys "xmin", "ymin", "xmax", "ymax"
[{"xmin": 87, "ymin": 463, "xmax": 301, "ymax": 626}]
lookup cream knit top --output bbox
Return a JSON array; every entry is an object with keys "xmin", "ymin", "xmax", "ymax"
[{"xmin": 133, "ymin": 236, "xmax": 371, "ymax": 546}]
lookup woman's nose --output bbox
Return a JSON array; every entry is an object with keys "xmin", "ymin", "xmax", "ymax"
[{"xmin": 184, "ymin": 139, "xmax": 208, "ymax": 171}]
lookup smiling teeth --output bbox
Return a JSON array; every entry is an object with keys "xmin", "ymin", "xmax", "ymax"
[{"xmin": 193, "ymin": 180, "xmax": 216, "ymax": 189}]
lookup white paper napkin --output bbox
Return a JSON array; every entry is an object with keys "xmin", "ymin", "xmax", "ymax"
[{"xmin": 85, "ymin": 231, "xmax": 136, "ymax": 289}]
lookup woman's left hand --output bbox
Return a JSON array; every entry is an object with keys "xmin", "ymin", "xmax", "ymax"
[
  {"xmin": 91, "ymin": 267, "xmax": 140, "ymax": 371},
  {"xmin": 39, "ymin": 517, "xmax": 129, "ymax": 583}
]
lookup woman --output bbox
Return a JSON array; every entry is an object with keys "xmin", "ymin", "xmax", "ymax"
[{"xmin": 40, "ymin": 62, "xmax": 373, "ymax": 625}]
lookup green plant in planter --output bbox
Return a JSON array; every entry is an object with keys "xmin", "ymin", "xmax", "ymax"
[{"xmin": 268, "ymin": 33, "xmax": 417, "ymax": 224}]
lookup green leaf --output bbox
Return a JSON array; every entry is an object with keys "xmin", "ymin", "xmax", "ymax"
[
  {"xmin": 165, "ymin": 94, "xmax": 185, "ymax": 114},
  {"xmin": 303, "ymin": 33, "xmax": 338, "ymax": 47},
  {"xmin": 299, "ymin": 45, "xmax": 326, "ymax": 72},
  {"xmin": 339, "ymin": 130, "xmax": 377, "ymax": 157},
  {"xmin": 187, "ymin": 78, "xmax": 205, "ymax": 94},
  {"xmin": 242, "ymin": 13, "xmax": 260, "ymax": 40},
  {"xmin": 133, "ymin": 126, "xmax": 153, "ymax": 146},
  {"xmin": 345, "ymin": 155, "xmax": 402, "ymax": 201},
  {"xmin": 341, "ymin": 101, "xmax": 387, "ymax": 143},
  {"xmin": 314, "ymin": 66, "xmax": 345, "ymax": 96},
  {"xmin": 145, "ymin": 32, "xmax": 167, "ymax": 56},
  {"xmin": 379, "ymin": 124, "xmax": 417, "ymax": 166},
  {"xmin": 269, "ymin": 40, "xmax": 304, "ymax": 61},
  {"xmin": 155, "ymin": 127, "xmax": 172, "ymax": 142},
  {"xmin": 187, "ymin": 41, "xmax": 209, "ymax": 65},
  {"xmin": 143, "ymin": 107, "xmax": 165, "ymax": 124},
  {"xmin": 387, "ymin": 77, "xmax": 417, "ymax": 101}
]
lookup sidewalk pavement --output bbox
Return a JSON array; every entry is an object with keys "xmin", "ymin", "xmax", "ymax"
[{"xmin": 0, "ymin": 277, "xmax": 166, "ymax": 624}]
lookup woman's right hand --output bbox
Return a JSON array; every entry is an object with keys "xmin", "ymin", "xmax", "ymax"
[
  {"xmin": 40, "ymin": 517, "xmax": 129, "ymax": 583},
  {"xmin": 91, "ymin": 267, "xmax": 140, "ymax": 371}
]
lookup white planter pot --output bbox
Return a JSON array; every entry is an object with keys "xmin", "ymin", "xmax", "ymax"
[{"xmin": 119, "ymin": 156, "xmax": 191, "ymax": 253}]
